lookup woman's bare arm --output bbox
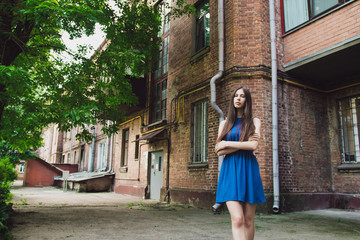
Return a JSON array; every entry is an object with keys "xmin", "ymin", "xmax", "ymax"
[{"xmin": 215, "ymin": 118, "xmax": 261, "ymax": 156}]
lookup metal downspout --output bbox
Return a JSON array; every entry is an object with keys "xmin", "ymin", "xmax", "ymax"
[
  {"xmin": 210, "ymin": 0, "xmax": 225, "ymax": 175},
  {"xmin": 69, "ymin": 127, "xmax": 73, "ymax": 164},
  {"xmin": 89, "ymin": 126, "xmax": 96, "ymax": 172},
  {"xmin": 107, "ymin": 122, "xmax": 114, "ymax": 173},
  {"xmin": 104, "ymin": 120, "xmax": 110, "ymax": 171},
  {"xmin": 165, "ymin": 127, "xmax": 171, "ymax": 202},
  {"xmin": 269, "ymin": 0, "xmax": 280, "ymax": 213}
]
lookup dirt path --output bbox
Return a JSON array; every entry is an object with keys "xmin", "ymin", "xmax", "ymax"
[{"xmin": 10, "ymin": 183, "xmax": 360, "ymax": 240}]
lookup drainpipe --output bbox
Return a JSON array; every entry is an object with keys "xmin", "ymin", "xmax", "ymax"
[
  {"xmin": 88, "ymin": 126, "xmax": 96, "ymax": 172},
  {"xmin": 269, "ymin": 0, "xmax": 280, "ymax": 213},
  {"xmin": 165, "ymin": 127, "xmax": 171, "ymax": 202},
  {"xmin": 107, "ymin": 121, "xmax": 114, "ymax": 173},
  {"xmin": 104, "ymin": 120, "xmax": 110, "ymax": 171},
  {"xmin": 48, "ymin": 125, "xmax": 53, "ymax": 162},
  {"xmin": 69, "ymin": 127, "xmax": 73, "ymax": 164},
  {"xmin": 210, "ymin": 0, "xmax": 225, "ymax": 175}
]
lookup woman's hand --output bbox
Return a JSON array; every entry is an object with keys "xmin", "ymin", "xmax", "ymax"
[
  {"xmin": 215, "ymin": 141, "xmax": 228, "ymax": 153},
  {"xmin": 249, "ymin": 133, "xmax": 260, "ymax": 141}
]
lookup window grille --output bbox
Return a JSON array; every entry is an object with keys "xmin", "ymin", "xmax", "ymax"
[{"xmin": 339, "ymin": 95, "xmax": 360, "ymax": 162}]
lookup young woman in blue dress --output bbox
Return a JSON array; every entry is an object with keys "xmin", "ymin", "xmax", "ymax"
[{"xmin": 214, "ymin": 86, "xmax": 265, "ymax": 240}]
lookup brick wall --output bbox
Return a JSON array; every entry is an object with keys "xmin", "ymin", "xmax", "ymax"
[
  {"xmin": 113, "ymin": 117, "xmax": 152, "ymax": 196},
  {"xmin": 167, "ymin": 0, "xmax": 275, "ymax": 191},
  {"xmin": 276, "ymin": 82, "xmax": 332, "ymax": 193},
  {"xmin": 283, "ymin": 1, "xmax": 360, "ymax": 65}
]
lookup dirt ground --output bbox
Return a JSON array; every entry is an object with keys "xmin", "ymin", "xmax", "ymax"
[{"xmin": 9, "ymin": 181, "xmax": 360, "ymax": 240}]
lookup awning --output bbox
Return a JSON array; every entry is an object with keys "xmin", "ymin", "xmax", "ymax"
[{"xmin": 135, "ymin": 129, "xmax": 166, "ymax": 142}]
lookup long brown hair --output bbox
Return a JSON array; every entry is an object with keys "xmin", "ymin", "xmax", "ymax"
[{"xmin": 216, "ymin": 86, "xmax": 255, "ymax": 143}]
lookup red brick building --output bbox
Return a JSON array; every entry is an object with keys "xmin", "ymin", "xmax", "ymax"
[{"xmin": 37, "ymin": 0, "xmax": 360, "ymax": 212}]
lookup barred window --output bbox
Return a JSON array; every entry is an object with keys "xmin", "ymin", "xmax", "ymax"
[
  {"xmin": 339, "ymin": 95, "xmax": 360, "ymax": 163},
  {"xmin": 191, "ymin": 99, "xmax": 208, "ymax": 163}
]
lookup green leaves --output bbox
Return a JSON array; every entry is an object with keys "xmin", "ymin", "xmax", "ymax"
[{"xmin": 0, "ymin": 0, "xmax": 194, "ymax": 149}]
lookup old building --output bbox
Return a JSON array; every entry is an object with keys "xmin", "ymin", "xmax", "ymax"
[{"xmin": 36, "ymin": 0, "xmax": 360, "ymax": 212}]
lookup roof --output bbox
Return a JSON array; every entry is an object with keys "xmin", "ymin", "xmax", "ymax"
[{"xmin": 134, "ymin": 129, "xmax": 167, "ymax": 142}]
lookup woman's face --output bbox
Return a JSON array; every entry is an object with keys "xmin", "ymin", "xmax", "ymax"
[{"xmin": 233, "ymin": 88, "xmax": 246, "ymax": 109}]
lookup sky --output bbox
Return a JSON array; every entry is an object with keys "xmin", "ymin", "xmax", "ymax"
[{"xmin": 60, "ymin": 24, "xmax": 106, "ymax": 61}]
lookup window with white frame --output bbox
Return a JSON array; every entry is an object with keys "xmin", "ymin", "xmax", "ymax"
[
  {"xmin": 19, "ymin": 162, "xmax": 25, "ymax": 173},
  {"xmin": 191, "ymin": 99, "xmax": 208, "ymax": 163},
  {"xmin": 283, "ymin": 0, "xmax": 350, "ymax": 32},
  {"xmin": 339, "ymin": 95, "xmax": 360, "ymax": 163},
  {"xmin": 97, "ymin": 142, "xmax": 106, "ymax": 170}
]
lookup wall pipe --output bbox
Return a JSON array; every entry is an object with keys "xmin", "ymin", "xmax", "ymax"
[
  {"xmin": 269, "ymin": 0, "xmax": 280, "ymax": 213},
  {"xmin": 210, "ymin": 0, "xmax": 225, "ymax": 176},
  {"xmin": 88, "ymin": 126, "xmax": 96, "ymax": 172},
  {"xmin": 107, "ymin": 122, "xmax": 114, "ymax": 173},
  {"xmin": 69, "ymin": 127, "xmax": 73, "ymax": 164},
  {"xmin": 165, "ymin": 127, "xmax": 171, "ymax": 202},
  {"xmin": 105, "ymin": 120, "xmax": 110, "ymax": 171}
]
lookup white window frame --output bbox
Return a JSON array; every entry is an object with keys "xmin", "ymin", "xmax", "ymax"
[
  {"xmin": 339, "ymin": 95, "xmax": 360, "ymax": 163},
  {"xmin": 97, "ymin": 141, "xmax": 106, "ymax": 170}
]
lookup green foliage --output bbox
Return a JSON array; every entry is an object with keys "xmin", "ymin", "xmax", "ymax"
[
  {"xmin": 0, "ymin": 156, "xmax": 17, "ymax": 239},
  {"xmin": 0, "ymin": 0, "xmax": 193, "ymax": 146},
  {"xmin": 0, "ymin": 141, "xmax": 38, "ymax": 239},
  {"xmin": 0, "ymin": 2, "xmax": 193, "ymax": 236}
]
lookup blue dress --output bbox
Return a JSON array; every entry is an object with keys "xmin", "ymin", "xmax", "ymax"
[{"xmin": 216, "ymin": 118, "xmax": 266, "ymax": 204}]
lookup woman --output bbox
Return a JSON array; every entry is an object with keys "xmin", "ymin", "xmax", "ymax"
[{"xmin": 214, "ymin": 86, "xmax": 266, "ymax": 240}]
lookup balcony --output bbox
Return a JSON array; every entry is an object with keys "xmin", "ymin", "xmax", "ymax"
[{"xmin": 282, "ymin": 0, "xmax": 360, "ymax": 91}]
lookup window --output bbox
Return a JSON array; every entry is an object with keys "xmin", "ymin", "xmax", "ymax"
[
  {"xmin": 152, "ymin": 1, "xmax": 169, "ymax": 123},
  {"xmin": 154, "ymin": 37, "xmax": 169, "ymax": 79},
  {"xmin": 283, "ymin": 0, "xmax": 350, "ymax": 32},
  {"xmin": 195, "ymin": 0, "xmax": 210, "ymax": 52},
  {"xmin": 135, "ymin": 135, "xmax": 140, "ymax": 160},
  {"xmin": 152, "ymin": 37, "xmax": 168, "ymax": 123},
  {"xmin": 97, "ymin": 142, "xmax": 106, "ymax": 170},
  {"xmin": 121, "ymin": 129, "xmax": 129, "ymax": 166},
  {"xmin": 158, "ymin": 0, "xmax": 170, "ymax": 35},
  {"xmin": 339, "ymin": 95, "xmax": 360, "ymax": 163},
  {"xmin": 19, "ymin": 162, "xmax": 25, "ymax": 173},
  {"xmin": 191, "ymin": 99, "xmax": 208, "ymax": 163},
  {"xmin": 152, "ymin": 79, "xmax": 167, "ymax": 122}
]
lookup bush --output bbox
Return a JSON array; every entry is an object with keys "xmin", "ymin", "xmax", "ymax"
[{"xmin": 0, "ymin": 156, "xmax": 17, "ymax": 240}]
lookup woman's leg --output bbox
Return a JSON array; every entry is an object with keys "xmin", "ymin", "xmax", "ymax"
[
  {"xmin": 243, "ymin": 202, "xmax": 257, "ymax": 240},
  {"xmin": 226, "ymin": 201, "xmax": 246, "ymax": 240}
]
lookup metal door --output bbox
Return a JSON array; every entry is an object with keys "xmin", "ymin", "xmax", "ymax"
[{"xmin": 150, "ymin": 151, "xmax": 163, "ymax": 200}]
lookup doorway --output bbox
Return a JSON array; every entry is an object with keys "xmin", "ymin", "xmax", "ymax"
[{"xmin": 149, "ymin": 151, "xmax": 163, "ymax": 200}]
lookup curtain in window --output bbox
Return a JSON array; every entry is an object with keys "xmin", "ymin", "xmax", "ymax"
[
  {"xmin": 284, "ymin": 0, "xmax": 309, "ymax": 31},
  {"xmin": 310, "ymin": 0, "xmax": 338, "ymax": 17}
]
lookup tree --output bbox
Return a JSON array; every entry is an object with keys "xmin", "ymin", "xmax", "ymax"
[
  {"xmin": 0, "ymin": 0, "xmax": 193, "ymax": 150},
  {"xmin": 0, "ymin": 1, "xmax": 193, "ymax": 238}
]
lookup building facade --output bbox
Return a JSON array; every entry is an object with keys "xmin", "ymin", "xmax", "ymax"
[{"xmin": 37, "ymin": 0, "xmax": 360, "ymax": 212}]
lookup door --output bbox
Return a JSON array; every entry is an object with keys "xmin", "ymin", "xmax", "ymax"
[{"xmin": 150, "ymin": 151, "xmax": 163, "ymax": 200}]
